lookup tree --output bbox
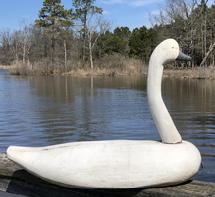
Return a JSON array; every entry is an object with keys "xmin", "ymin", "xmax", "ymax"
[
  {"xmin": 114, "ymin": 27, "xmax": 131, "ymax": 40},
  {"xmin": 96, "ymin": 27, "xmax": 131, "ymax": 57},
  {"xmin": 73, "ymin": 0, "xmax": 102, "ymax": 61},
  {"xmin": 97, "ymin": 32, "xmax": 125, "ymax": 56},
  {"xmin": 0, "ymin": 30, "xmax": 13, "ymax": 64},
  {"xmin": 206, "ymin": 5, "xmax": 215, "ymax": 65},
  {"xmin": 35, "ymin": 0, "xmax": 73, "ymax": 65},
  {"xmin": 129, "ymin": 26, "xmax": 156, "ymax": 62},
  {"xmin": 87, "ymin": 17, "xmax": 109, "ymax": 69},
  {"xmin": 113, "ymin": 27, "xmax": 131, "ymax": 55},
  {"xmin": 152, "ymin": 0, "xmax": 214, "ymax": 67},
  {"xmin": 20, "ymin": 24, "xmax": 33, "ymax": 65},
  {"xmin": 11, "ymin": 31, "xmax": 22, "ymax": 63}
]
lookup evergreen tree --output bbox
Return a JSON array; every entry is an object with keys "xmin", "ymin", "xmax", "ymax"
[
  {"xmin": 96, "ymin": 27, "xmax": 131, "ymax": 56},
  {"xmin": 113, "ymin": 27, "xmax": 131, "ymax": 40},
  {"xmin": 73, "ymin": 0, "xmax": 103, "ymax": 61},
  {"xmin": 114, "ymin": 27, "xmax": 131, "ymax": 55},
  {"xmin": 35, "ymin": 0, "xmax": 73, "ymax": 64},
  {"xmin": 129, "ymin": 26, "xmax": 152, "ymax": 61}
]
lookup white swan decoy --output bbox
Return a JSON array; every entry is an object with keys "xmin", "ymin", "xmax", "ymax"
[{"xmin": 7, "ymin": 39, "xmax": 201, "ymax": 189}]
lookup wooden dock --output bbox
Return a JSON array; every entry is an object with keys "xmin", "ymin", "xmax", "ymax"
[{"xmin": 0, "ymin": 153, "xmax": 214, "ymax": 197}]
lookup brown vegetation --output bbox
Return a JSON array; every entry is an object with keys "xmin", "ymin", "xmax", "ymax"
[
  {"xmin": 6, "ymin": 55, "xmax": 146, "ymax": 77},
  {"xmin": 6, "ymin": 57, "xmax": 215, "ymax": 80},
  {"xmin": 0, "ymin": 65, "xmax": 12, "ymax": 69},
  {"xmin": 164, "ymin": 67, "xmax": 215, "ymax": 80},
  {"xmin": 1, "ymin": 1, "xmax": 215, "ymax": 79}
]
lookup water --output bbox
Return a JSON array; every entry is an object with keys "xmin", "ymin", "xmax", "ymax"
[{"xmin": 0, "ymin": 69, "xmax": 215, "ymax": 182}]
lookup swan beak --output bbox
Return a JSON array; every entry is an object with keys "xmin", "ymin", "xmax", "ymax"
[{"xmin": 176, "ymin": 51, "xmax": 191, "ymax": 61}]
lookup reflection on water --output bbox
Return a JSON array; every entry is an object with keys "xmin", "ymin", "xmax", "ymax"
[
  {"xmin": 0, "ymin": 69, "xmax": 215, "ymax": 182},
  {"xmin": 162, "ymin": 78, "xmax": 215, "ymax": 182}
]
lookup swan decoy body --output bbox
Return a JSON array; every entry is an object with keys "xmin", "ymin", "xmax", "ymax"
[{"xmin": 7, "ymin": 39, "xmax": 201, "ymax": 189}]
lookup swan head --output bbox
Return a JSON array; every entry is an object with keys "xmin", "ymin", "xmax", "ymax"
[{"xmin": 150, "ymin": 39, "xmax": 191, "ymax": 65}]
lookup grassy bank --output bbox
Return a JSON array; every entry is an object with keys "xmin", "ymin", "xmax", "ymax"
[
  {"xmin": 2, "ymin": 60, "xmax": 215, "ymax": 80},
  {"xmin": 65, "ymin": 56, "xmax": 145, "ymax": 77},
  {"xmin": 0, "ymin": 65, "xmax": 13, "ymax": 69},
  {"xmin": 5, "ymin": 55, "xmax": 146, "ymax": 77},
  {"xmin": 164, "ymin": 67, "xmax": 215, "ymax": 80}
]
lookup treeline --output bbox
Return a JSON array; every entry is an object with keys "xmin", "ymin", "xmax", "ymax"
[
  {"xmin": 0, "ymin": 0, "xmax": 215, "ymax": 75},
  {"xmin": 154, "ymin": 0, "xmax": 215, "ymax": 67}
]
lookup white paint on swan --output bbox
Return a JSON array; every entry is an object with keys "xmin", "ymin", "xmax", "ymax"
[
  {"xmin": 7, "ymin": 39, "xmax": 201, "ymax": 188},
  {"xmin": 7, "ymin": 140, "xmax": 201, "ymax": 188}
]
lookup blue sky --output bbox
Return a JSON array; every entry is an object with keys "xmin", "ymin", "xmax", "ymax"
[
  {"xmin": 0, "ymin": 0, "xmax": 166, "ymax": 31},
  {"xmin": 96, "ymin": 0, "xmax": 165, "ymax": 29},
  {"xmin": 1, "ymin": 0, "xmax": 214, "ymax": 31}
]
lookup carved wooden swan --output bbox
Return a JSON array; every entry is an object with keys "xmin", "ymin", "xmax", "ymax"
[{"xmin": 7, "ymin": 39, "xmax": 201, "ymax": 189}]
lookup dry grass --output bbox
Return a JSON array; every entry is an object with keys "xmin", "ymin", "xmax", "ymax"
[
  {"xmin": 8, "ymin": 61, "xmax": 65, "ymax": 76},
  {"xmin": 64, "ymin": 67, "xmax": 131, "ymax": 77},
  {"xmin": 7, "ymin": 55, "xmax": 146, "ymax": 77},
  {"xmin": 0, "ymin": 65, "xmax": 13, "ymax": 69},
  {"xmin": 65, "ymin": 54, "xmax": 146, "ymax": 77},
  {"xmin": 5, "ymin": 57, "xmax": 215, "ymax": 79},
  {"xmin": 164, "ymin": 66, "xmax": 215, "ymax": 80}
]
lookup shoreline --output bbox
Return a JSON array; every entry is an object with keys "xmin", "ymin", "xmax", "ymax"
[
  {"xmin": 0, "ymin": 65, "xmax": 13, "ymax": 69},
  {"xmin": 1, "ymin": 64, "xmax": 215, "ymax": 80},
  {"xmin": 63, "ymin": 67, "xmax": 145, "ymax": 77},
  {"xmin": 163, "ymin": 67, "xmax": 215, "ymax": 80},
  {"xmin": 64, "ymin": 67, "xmax": 215, "ymax": 80}
]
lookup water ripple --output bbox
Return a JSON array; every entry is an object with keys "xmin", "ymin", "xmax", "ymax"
[{"xmin": 0, "ymin": 70, "xmax": 215, "ymax": 182}]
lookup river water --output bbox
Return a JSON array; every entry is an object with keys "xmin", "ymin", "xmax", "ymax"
[{"xmin": 0, "ymin": 69, "xmax": 215, "ymax": 182}]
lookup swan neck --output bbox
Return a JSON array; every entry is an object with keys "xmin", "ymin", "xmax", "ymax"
[{"xmin": 147, "ymin": 57, "xmax": 182, "ymax": 144}]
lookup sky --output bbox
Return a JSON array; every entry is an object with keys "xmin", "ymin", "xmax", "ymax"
[{"xmin": 0, "ymin": 0, "xmax": 166, "ymax": 31}]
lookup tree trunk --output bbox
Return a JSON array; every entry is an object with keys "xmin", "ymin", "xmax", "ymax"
[
  {"xmin": 89, "ymin": 33, "xmax": 93, "ymax": 70},
  {"xmin": 23, "ymin": 43, "xmax": 26, "ymax": 64},
  {"xmin": 51, "ymin": 37, "xmax": 55, "ymax": 67},
  {"xmin": 200, "ymin": 0, "xmax": 208, "ymax": 66},
  {"xmin": 64, "ymin": 40, "xmax": 67, "ymax": 71},
  {"xmin": 44, "ymin": 39, "xmax": 48, "ymax": 58},
  {"xmin": 15, "ymin": 43, "xmax": 18, "ymax": 64},
  {"xmin": 82, "ymin": 11, "xmax": 87, "ymax": 62},
  {"xmin": 90, "ymin": 52, "xmax": 93, "ymax": 70},
  {"xmin": 27, "ymin": 47, "xmax": 31, "ymax": 68},
  {"xmin": 200, "ymin": 42, "xmax": 215, "ymax": 67},
  {"xmin": 213, "ymin": 54, "xmax": 215, "ymax": 66}
]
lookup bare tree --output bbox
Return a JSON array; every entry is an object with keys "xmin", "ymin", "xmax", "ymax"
[
  {"xmin": 152, "ymin": 0, "xmax": 213, "ymax": 67},
  {"xmin": 11, "ymin": 31, "xmax": 22, "ymax": 63},
  {"xmin": 20, "ymin": 25, "xmax": 33, "ymax": 65},
  {"xmin": 200, "ymin": 41, "xmax": 215, "ymax": 67},
  {"xmin": 73, "ymin": 0, "xmax": 103, "ymax": 61},
  {"xmin": 86, "ymin": 16, "xmax": 109, "ymax": 69},
  {"xmin": 0, "ymin": 30, "xmax": 12, "ymax": 64}
]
